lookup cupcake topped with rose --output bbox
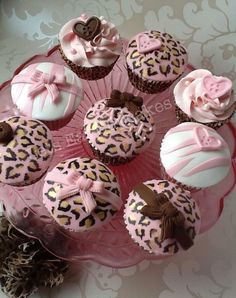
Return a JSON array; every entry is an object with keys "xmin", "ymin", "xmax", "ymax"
[
  {"xmin": 59, "ymin": 14, "xmax": 122, "ymax": 80},
  {"xmin": 174, "ymin": 69, "xmax": 235, "ymax": 129},
  {"xmin": 84, "ymin": 90, "xmax": 155, "ymax": 165}
]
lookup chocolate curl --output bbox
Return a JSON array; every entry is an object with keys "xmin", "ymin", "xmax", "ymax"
[
  {"xmin": 106, "ymin": 89, "xmax": 143, "ymax": 115},
  {"xmin": 134, "ymin": 183, "xmax": 194, "ymax": 250}
]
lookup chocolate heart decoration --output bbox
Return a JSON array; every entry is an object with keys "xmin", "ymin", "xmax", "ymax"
[
  {"xmin": 203, "ymin": 75, "xmax": 232, "ymax": 99},
  {"xmin": 0, "ymin": 122, "xmax": 14, "ymax": 144},
  {"xmin": 73, "ymin": 16, "xmax": 101, "ymax": 41},
  {"xmin": 136, "ymin": 33, "xmax": 162, "ymax": 54},
  {"xmin": 194, "ymin": 126, "xmax": 222, "ymax": 151}
]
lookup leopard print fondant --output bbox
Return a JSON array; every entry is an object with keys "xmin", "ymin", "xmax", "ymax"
[
  {"xmin": 83, "ymin": 99, "xmax": 155, "ymax": 164},
  {"xmin": 43, "ymin": 157, "xmax": 122, "ymax": 232},
  {"xmin": 0, "ymin": 116, "xmax": 53, "ymax": 186},
  {"xmin": 124, "ymin": 180, "xmax": 201, "ymax": 256},
  {"xmin": 126, "ymin": 31, "xmax": 188, "ymax": 93}
]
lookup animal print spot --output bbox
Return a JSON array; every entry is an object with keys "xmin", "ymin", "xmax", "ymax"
[
  {"xmin": 68, "ymin": 160, "xmax": 80, "ymax": 170},
  {"xmin": 18, "ymin": 149, "xmax": 29, "ymax": 161},
  {"xmin": 57, "ymin": 215, "xmax": 71, "ymax": 226},
  {"xmin": 58, "ymin": 200, "xmax": 71, "ymax": 212},
  {"xmin": 129, "ymin": 40, "xmax": 137, "ymax": 48},
  {"xmin": 71, "ymin": 208, "xmax": 81, "ymax": 220},
  {"xmin": 132, "ymin": 60, "xmax": 141, "ymax": 69},
  {"xmin": 5, "ymin": 164, "xmax": 23, "ymax": 180},
  {"xmin": 94, "ymin": 209, "xmax": 108, "ymax": 221},
  {"xmin": 89, "ymin": 122, "xmax": 99, "ymax": 132},
  {"xmin": 161, "ymin": 52, "xmax": 171, "ymax": 61},
  {"xmin": 15, "ymin": 127, "xmax": 27, "ymax": 137},
  {"xmin": 4, "ymin": 148, "xmax": 17, "ymax": 161},
  {"xmin": 184, "ymin": 205, "xmax": 193, "ymax": 215},
  {"xmin": 101, "ymin": 129, "xmax": 111, "ymax": 138},
  {"xmin": 73, "ymin": 197, "xmax": 83, "ymax": 205},
  {"xmin": 171, "ymin": 59, "xmax": 181, "ymax": 67},
  {"xmin": 104, "ymin": 144, "xmax": 118, "ymax": 155},
  {"xmin": 96, "ymin": 197, "xmax": 110, "ymax": 208},
  {"xmin": 160, "ymin": 64, "xmax": 171, "ymax": 76},
  {"xmin": 135, "ymin": 228, "xmax": 145, "ymax": 239},
  {"xmin": 99, "ymin": 172, "xmax": 111, "ymax": 183},
  {"xmin": 21, "ymin": 136, "xmax": 34, "ymax": 147},
  {"xmin": 138, "ymin": 215, "xmax": 150, "ymax": 226},
  {"xmin": 120, "ymin": 143, "xmax": 132, "ymax": 154},
  {"xmin": 8, "ymin": 140, "xmax": 18, "ymax": 149},
  {"xmin": 79, "ymin": 215, "xmax": 95, "ymax": 228},
  {"xmin": 45, "ymin": 188, "xmax": 57, "ymax": 202},
  {"xmin": 27, "ymin": 160, "xmax": 40, "ymax": 172},
  {"xmin": 130, "ymin": 50, "xmax": 140, "ymax": 59},
  {"xmin": 86, "ymin": 110, "xmax": 97, "ymax": 120},
  {"xmin": 96, "ymin": 136, "xmax": 107, "ymax": 145},
  {"xmin": 28, "ymin": 120, "xmax": 41, "ymax": 129},
  {"xmin": 37, "ymin": 126, "xmax": 47, "ymax": 138},
  {"xmin": 187, "ymin": 226, "xmax": 196, "ymax": 239},
  {"xmin": 128, "ymin": 213, "xmax": 136, "ymax": 225},
  {"xmin": 144, "ymin": 58, "xmax": 155, "ymax": 67},
  {"xmin": 86, "ymin": 171, "xmax": 97, "ymax": 181}
]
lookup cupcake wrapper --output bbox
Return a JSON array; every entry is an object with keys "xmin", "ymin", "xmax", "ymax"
[
  {"xmin": 59, "ymin": 47, "xmax": 118, "ymax": 80},
  {"xmin": 126, "ymin": 64, "xmax": 175, "ymax": 94},
  {"xmin": 175, "ymin": 104, "xmax": 234, "ymax": 130}
]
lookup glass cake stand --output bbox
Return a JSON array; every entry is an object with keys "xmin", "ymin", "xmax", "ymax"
[{"xmin": 0, "ymin": 44, "xmax": 235, "ymax": 268}]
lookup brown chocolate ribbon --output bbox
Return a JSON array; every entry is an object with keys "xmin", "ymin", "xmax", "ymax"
[
  {"xmin": 134, "ymin": 183, "xmax": 194, "ymax": 250},
  {"xmin": 106, "ymin": 90, "xmax": 143, "ymax": 115}
]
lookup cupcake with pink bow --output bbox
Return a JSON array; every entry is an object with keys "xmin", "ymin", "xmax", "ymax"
[
  {"xmin": 11, "ymin": 62, "xmax": 83, "ymax": 130},
  {"xmin": 174, "ymin": 69, "xmax": 235, "ymax": 129},
  {"xmin": 43, "ymin": 157, "xmax": 122, "ymax": 232}
]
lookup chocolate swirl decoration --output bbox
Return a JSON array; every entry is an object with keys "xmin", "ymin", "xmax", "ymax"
[
  {"xmin": 134, "ymin": 183, "xmax": 194, "ymax": 250},
  {"xmin": 106, "ymin": 90, "xmax": 143, "ymax": 115},
  {"xmin": 0, "ymin": 122, "xmax": 14, "ymax": 144}
]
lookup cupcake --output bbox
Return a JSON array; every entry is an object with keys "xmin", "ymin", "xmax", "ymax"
[
  {"xmin": 160, "ymin": 122, "xmax": 231, "ymax": 190},
  {"xmin": 83, "ymin": 90, "xmax": 155, "ymax": 165},
  {"xmin": 0, "ymin": 116, "xmax": 53, "ymax": 186},
  {"xmin": 174, "ymin": 69, "xmax": 235, "ymax": 129},
  {"xmin": 59, "ymin": 14, "xmax": 122, "ymax": 80},
  {"xmin": 126, "ymin": 31, "xmax": 188, "ymax": 94},
  {"xmin": 43, "ymin": 157, "xmax": 122, "ymax": 232},
  {"xmin": 124, "ymin": 179, "xmax": 201, "ymax": 256},
  {"xmin": 11, "ymin": 62, "xmax": 83, "ymax": 130}
]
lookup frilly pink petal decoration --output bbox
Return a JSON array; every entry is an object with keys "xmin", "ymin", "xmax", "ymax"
[{"xmin": 136, "ymin": 33, "xmax": 162, "ymax": 54}]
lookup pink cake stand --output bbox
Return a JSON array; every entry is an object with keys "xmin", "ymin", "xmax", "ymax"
[{"xmin": 0, "ymin": 44, "xmax": 235, "ymax": 268}]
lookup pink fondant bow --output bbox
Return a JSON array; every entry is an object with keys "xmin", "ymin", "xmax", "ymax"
[
  {"xmin": 45, "ymin": 169, "xmax": 122, "ymax": 213},
  {"xmin": 28, "ymin": 70, "xmax": 66, "ymax": 102}
]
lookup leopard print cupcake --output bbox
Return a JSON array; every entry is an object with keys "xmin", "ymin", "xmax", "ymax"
[
  {"xmin": 126, "ymin": 31, "xmax": 188, "ymax": 94},
  {"xmin": 83, "ymin": 90, "xmax": 155, "ymax": 165},
  {"xmin": 0, "ymin": 116, "xmax": 53, "ymax": 186},
  {"xmin": 124, "ymin": 180, "xmax": 201, "ymax": 256},
  {"xmin": 43, "ymin": 157, "xmax": 122, "ymax": 232}
]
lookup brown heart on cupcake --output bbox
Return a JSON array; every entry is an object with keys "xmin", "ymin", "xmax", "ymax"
[{"xmin": 73, "ymin": 16, "xmax": 101, "ymax": 41}]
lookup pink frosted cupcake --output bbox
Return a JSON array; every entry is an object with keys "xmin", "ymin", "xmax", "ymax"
[
  {"xmin": 43, "ymin": 157, "xmax": 122, "ymax": 232},
  {"xmin": 83, "ymin": 90, "xmax": 155, "ymax": 165},
  {"xmin": 124, "ymin": 180, "xmax": 201, "ymax": 256},
  {"xmin": 126, "ymin": 31, "xmax": 188, "ymax": 94},
  {"xmin": 160, "ymin": 122, "xmax": 232, "ymax": 190},
  {"xmin": 11, "ymin": 62, "xmax": 83, "ymax": 130},
  {"xmin": 59, "ymin": 14, "xmax": 122, "ymax": 80},
  {"xmin": 174, "ymin": 69, "xmax": 235, "ymax": 129},
  {"xmin": 0, "ymin": 116, "xmax": 53, "ymax": 186}
]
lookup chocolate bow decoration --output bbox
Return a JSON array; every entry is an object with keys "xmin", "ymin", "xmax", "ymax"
[
  {"xmin": 134, "ymin": 183, "xmax": 194, "ymax": 250},
  {"xmin": 106, "ymin": 90, "xmax": 143, "ymax": 115}
]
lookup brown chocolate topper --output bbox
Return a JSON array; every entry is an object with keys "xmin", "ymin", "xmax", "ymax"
[
  {"xmin": 0, "ymin": 122, "xmax": 14, "ymax": 144},
  {"xmin": 106, "ymin": 90, "xmax": 143, "ymax": 115},
  {"xmin": 73, "ymin": 16, "xmax": 101, "ymax": 41},
  {"xmin": 134, "ymin": 183, "xmax": 194, "ymax": 250}
]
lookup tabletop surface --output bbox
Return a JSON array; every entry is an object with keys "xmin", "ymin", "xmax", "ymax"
[{"xmin": 0, "ymin": 1, "xmax": 236, "ymax": 297}]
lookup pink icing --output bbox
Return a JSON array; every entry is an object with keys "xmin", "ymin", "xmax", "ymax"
[
  {"xmin": 166, "ymin": 157, "xmax": 194, "ymax": 177},
  {"xmin": 174, "ymin": 69, "xmax": 235, "ymax": 122},
  {"xmin": 59, "ymin": 14, "xmax": 122, "ymax": 67},
  {"xmin": 124, "ymin": 179, "xmax": 201, "ymax": 256},
  {"xmin": 11, "ymin": 64, "xmax": 80, "ymax": 117},
  {"xmin": 136, "ymin": 33, "xmax": 162, "ymax": 54},
  {"xmin": 45, "ymin": 167, "xmax": 122, "ymax": 213}
]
